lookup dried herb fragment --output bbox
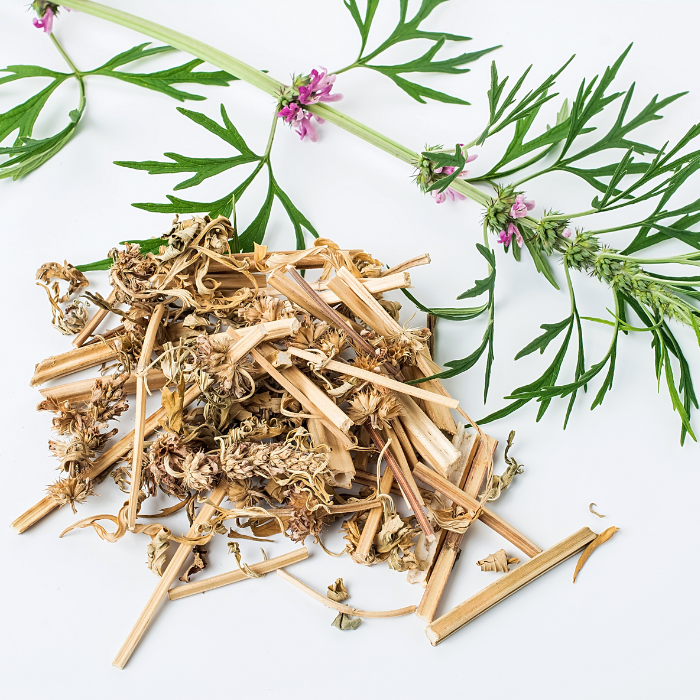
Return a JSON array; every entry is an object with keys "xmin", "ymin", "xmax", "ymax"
[
  {"xmin": 573, "ymin": 526, "xmax": 619, "ymax": 583},
  {"xmin": 476, "ymin": 549, "xmax": 520, "ymax": 573},
  {"xmin": 327, "ymin": 577, "xmax": 349, "ymax": 603},
  {"xmin": 331, "ymin": 612, "xmax": 362, "ymax": 631}
]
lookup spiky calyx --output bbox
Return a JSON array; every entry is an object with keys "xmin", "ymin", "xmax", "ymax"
[
  {"xmin": 594, "ymin": 253, "xmax": 691, "ymax": 324},
  {"xmin": 484, "ymin": 184, "xmax": 517, "ymax": 235},
  {"xmin": 562, "ymin": 232, "xmax": 601, "ymax": 272},
  {"xmin": 534, "ymin": 211, "xmax": 571, "ymax": 255}
]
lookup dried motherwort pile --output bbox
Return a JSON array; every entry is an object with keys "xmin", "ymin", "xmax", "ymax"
[{"xmin": 14, "ymin": 215, "xmax": 615, "ymax": 666}]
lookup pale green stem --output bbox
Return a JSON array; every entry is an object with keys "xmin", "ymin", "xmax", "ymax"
[
  {"xmin": 59, "ymin": 0, "xmax": 492, "ymax": 209},
  {"xmin": 603, "ymin": 252, "xmax": 700, "ymax": 266},
  {"xmin": 263, "ymin": 111, "xmax": 278, "ymax": 160},
  {"xmin": 543, "ymin": 209, "xmax": 597, "ymax": 222}
]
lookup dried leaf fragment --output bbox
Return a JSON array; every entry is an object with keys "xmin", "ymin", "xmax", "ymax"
[
  {"xmin": 327, "ymin": 578, "xmax": 349, "ymax": 602},
  {"xmin": 179, "ymin": 545, "xmax": 207, "ymax": 582},
  {"xmin": 573, "ymin": 526, "xmax": 619, "ymax": 583},
  {"xmin": 331, "ymin": 612, "xmax": 362, "ymax": 631},
  {"xmin": 589, "ymin": 502, "xmax": 606, "ymax": 518},
  {"xmin": 476, "ymin": 549, "xmax": 519, "ymax": 573}
]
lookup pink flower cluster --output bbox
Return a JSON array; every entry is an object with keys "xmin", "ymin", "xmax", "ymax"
[
  {"xmin": 432, "ymin": 153, "xmax": 478, "ymax": 204},
  {"xmin": 497, "ymin": 194, "xmax": 535, "ymax": 247},
  {"xmin": 32, "ymin": 2, "xmax": 64, "ymax": 34},
  {"xmin": 277, "ymin": 68, "xmax": 343, "ymax": 142}
]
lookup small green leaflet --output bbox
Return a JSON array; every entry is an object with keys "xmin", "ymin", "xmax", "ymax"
[
  {"xmin": 342, "ymin": 0, "xmax": 499, "ymax": 105},
  {"xmin": 84, "ymin": 44, "xmax": 236, "ymax": 102},
  {"xmin": 0, "ymin": 42, "xmax": 236, "ymax": 180}
]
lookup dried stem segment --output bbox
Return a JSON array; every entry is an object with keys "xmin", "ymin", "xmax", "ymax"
[
  {"xmin": 287, "ymin": 347, "xmax": 459, "ymax": 409},
  {"xmin": 425, "ymin": 527, "xmax": 598, "ymax": 646},
  {"xmin": 417, "ymin": 434, "xmax": 495, "ymax": 622},
  {"xmin": 38, "ymin": 370, "xmax": 167, "ymax": 405},
  {"xmin": 72, "ymin": 289, "xmax": 117, "ymax": 348},
  {"xmin": 383, "ymin": 253, "xmax": 431, "ymax": 277},
  {"xmin": 127, "ymin": 304, "xmax": 166, "ymax": 531},
  {"xmin": 403, "ymin": 362, "xmax": 457, "ymax": 435},
  {"xmin": 368, "ymin": 426, "xmax": 434, "ymax": 542},
  {"xmin": 396, "ymin": 395, "xmax": 461, "ymax": 477},
  {"xmin": 355, "ymin": 460, "xmax": 395, "ymax": 562},
  {"xmin": 276, "ymin": 569, "xmax": 416, "ymax": 618},
  {"xmin": 413, "ymin": 462, "xmax": 542, "ymax": 558},
  {"xmin": 229, "ymin": 331, "xmax": 355, "ymax": 450},
  {"xmin": 169, "ymin": 547, "xmax": 309, "ymax": 600},
  {"xmin": 316, "ymin": 271, "xmax": 410, "ymax": 306},
  {"xmin": 307, "ymin": 418, "xmax": 355, "ymax": 489},
  {"xmin": 31, "ymin": 341, "xmax": 119, "ymax": 386},
  {"xmin": 113, "ymin": 479, "xmax": 229, "ymax": 669},
  {"xmin": 278, "ymin": 266, "xmax": 402, "ymax": 380},
  {"xmin": 206, "ymin": 249, "xmax": 363, "ymax": 273},
  {"xmin": 12, "ymin": 384, "xmax": 202, "ymax": 533}
]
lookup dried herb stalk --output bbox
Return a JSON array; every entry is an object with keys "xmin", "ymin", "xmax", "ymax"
[
  {"xmin": 113, "ymin": 479, "xmax": 229, "ymax": 669},
  {"xmin": 72, "ymin": 289, "xmax": 117, "ymax": 348},
  {"xmin": 169, "ymin": 547, "xmax": 309, "ymax": 600},
  {"xmin": 38, "ymin": 369, "xmax": 168, "ymax": 404},
  {"xmin": 413, "ymin": 461, "xmax": 542, "ymax": 558},
  {"xmin": 425, "ymin": 528, "xmax": 598, "ymax": 646},
  {"xmin": 127, "ymin": 304, "xmax": 166, "ymax": 530},
  {"xmin": 31, "ymin": 341, "xmax": 119, "ymax": 386},
  {"xmin": 276, "ymin": 569, "xmax": 416, "ymax": 618}
]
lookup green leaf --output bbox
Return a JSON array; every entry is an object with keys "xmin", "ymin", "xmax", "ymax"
[
  {"xmin": 523, "ymin": 236, "xmax": 560, "ymax": 289},
  {"xmin": 0, "ymin": 79, "xmax": 65, "ymax": 144},
  {"xmin": 401, "ymin": 288, "xmax": 488, "ymax": 320},
  {"xmin": 238, "ymin": 169, "xmax": 275, "ymax": 252},
  {"xmin": 115, "ymin": 153, "xmax": 257, "ymax": 190},
  {"xmin": 343, "ymin": 0, "xmax": 380, "ymax": 56},
  {"xmin": 456, "ymin": 272, "xmax": 494, "ymax": 299},
  {"xmin": 88, "ymin": 47, "xmax": 238, "ymax": 102},
  {"xmin": 424, "ymin": 144, "xmax": 466, "ymax": 193},
  {"xmin": 379, "ymin": 73, "xmax": 470, "ymax": 105},
  {"xmin": 272, "ymin": 172, "xmax": 319, "ymax": 250},
  {"xmin": 514, "ymin": 315, "xmax": 573, "ymax": 360},
  {"xmin": 350, "ymin": 0, "xmax": 497, "ymax": 104},
  {"xmin": 176, "ymin": 105, "xmax": 256, "ymax": 156}
]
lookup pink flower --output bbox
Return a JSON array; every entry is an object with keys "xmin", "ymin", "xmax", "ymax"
[
  {"xmin": 562, "ymin": 228, "xmax": 572, "ymax": 238},
  {"xmin": 298, "ymin": 68, "xmax": 343, "ymax": 105},
  {"xmin": 510, "ymin": 193, "xmax": 535, "ymax": 219},
  {"xmin": 277, "ymin": 103, "xmax": 323, "ymax": 142},
  {"xmin": 33, "ymin": 5, "xmax": 55, "ymax": 34},
  {"xmin": 431, "ymin": 157, "xmax": 476, "ymax": 204},
  {"xmin": 497, "ymin": 222, "xmax": 521, "ymax": 247}
]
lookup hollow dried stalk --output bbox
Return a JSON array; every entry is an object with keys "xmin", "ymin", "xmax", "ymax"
[
  {"xmin": 31, "ymin": 341, "xmax": 119, "ymax": 386},
  {"xmin": 169, "ymin": 547, "xmax": 309, "ymax": 600},
  {"xmin": 38, "ymin": 369, "xmax": 168, "ymax": 405},
  {"xmin": 113, "ymin": 479, "xmax": 229, "ymax": 669},
  {"xmin": 425, "ymin": 527, "xmax": 598, "ymax": 646},
  {"xmin": 396, "ymin": 394, "xmax": 461, "ymax": 477},
  {"xmin": 127, "ymin": 304, "xmax": 166, "ymax": 531},
  {"xmin": 413, "ymin": 461, "xmax": 542, "ymax": 558},
  {"xmin": 72, "ymin": 289, "xmax": 117, "ymax": 348},
  {"xmin": 368, "ymin": 425, "xmax": 434, "ymax": 541},
  {"xmin": 416, "ymin": 434, "xmax": 495, "ymax": 622},
  {"xmin": 287, "ymin": 347, "xmax": 459, "ymax": 409},
  {"xmin": 316, "ymin": 271, "xmax": 411, "ymax": 306}
]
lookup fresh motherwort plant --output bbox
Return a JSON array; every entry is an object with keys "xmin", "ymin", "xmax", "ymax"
[{"xmin": 4, "ymin": 0, "xmax": 700, "ymax": 444}]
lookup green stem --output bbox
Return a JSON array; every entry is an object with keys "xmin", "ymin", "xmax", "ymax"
[
  {"xmin": 544, "ymin": 209, "xmax": 597, "ymax": 222},
  {"xmin": 263, "ymin": 111, "xmax": 278, "ymax": 160},
  {"xmin": 50, "ymin": 33, "xmax": 83, "ymax": 78},
  {"xmin": 59, "ymin": 0, "xmax": 493, "ymax": 209},
  {"xmin": 332, "ymin": 62, "xmax": 360, "ymax": 76},
  {"xmin": 603, "ymin": 252, "xmax": 700, "ymax": 266}
]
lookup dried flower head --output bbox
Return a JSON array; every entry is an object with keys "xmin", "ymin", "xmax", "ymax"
[
  {"xmin": 47, "ymin": 475, "xmax": 95, "ymax": 513},
  {"xmin": 165, "ymin": 450, "xmax": 220, "ymax": 492},
  {"xmin": 237, "ymin": 293, "xmax": 291, "ymax": 324},
  {"xmin": 196, "ymin": 334, "xmax": 255, "ymax": 398},
  {"xmin": 347, "ymin": 388, "xmax": 403, "ymax": 431}
]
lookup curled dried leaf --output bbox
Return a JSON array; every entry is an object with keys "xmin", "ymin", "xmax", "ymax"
[
  {"xmin": 589, "ymin": 502, "xmax": 606, "ymax": 518},
  {"xmin": 331, "ymin": 612, "xmax": 362, "ymax": 631},
  {"xmin": 573, "ymin": 526, "xmax": 619, "ymax": 583},
  {"xmin": 179, "ymin": 545, "xmax": 207, "ymax": 582},
  {"xmin": 476, "ymin": 549, "xmax": 519, "ymax": 573},
  {"xmin": 327, "ymin": 577, "xmax": 349, "ymax": 602}
]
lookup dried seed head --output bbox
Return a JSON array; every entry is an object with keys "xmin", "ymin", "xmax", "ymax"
[{"xmin": 347, "ymin": 387, "xmax": 403, "ymax": 431}]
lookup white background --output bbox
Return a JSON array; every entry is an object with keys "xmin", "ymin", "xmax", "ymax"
[{"xmin": 1, "ymin": 1, "xmax": 698, "ymax": 698}]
